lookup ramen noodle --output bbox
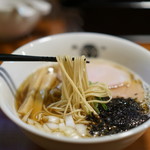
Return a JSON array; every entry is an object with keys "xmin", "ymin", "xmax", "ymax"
[{"xmin": 16, "ymin": 56, "xmax": 150, "ymax": 138}]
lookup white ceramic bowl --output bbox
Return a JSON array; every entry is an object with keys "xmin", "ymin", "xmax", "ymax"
[{"xmin": 0, "ymin": 32, "xmax": 150, "ymax": 150}]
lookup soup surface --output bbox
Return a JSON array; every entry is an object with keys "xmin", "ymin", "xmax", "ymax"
[{"xmin": 16, "ymin": 58, "xmax": 150, "ymax": 138}]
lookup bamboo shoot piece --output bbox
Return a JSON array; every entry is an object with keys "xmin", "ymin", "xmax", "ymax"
[
  {"xmin": 31, "ymin": 72, "xmax": 57, "ymax": 120},
  {"xmin": 18, "ymin": 68, "xmax": 47, "ymax": 115}
]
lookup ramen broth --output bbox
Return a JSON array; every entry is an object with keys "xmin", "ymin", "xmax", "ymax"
[{"xmin": 15, "ymin": 59, "xmax": 150, "ymax": 138}]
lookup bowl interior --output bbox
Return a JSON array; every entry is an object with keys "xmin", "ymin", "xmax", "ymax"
[{"xmin": 0, "ymin": 32, "xmax": 150, "ymax": 143}]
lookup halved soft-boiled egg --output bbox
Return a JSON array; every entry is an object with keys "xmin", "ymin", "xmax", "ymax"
[{"xmin": 87, "ymin": 60, "xmax": 144, "ymax": 102}]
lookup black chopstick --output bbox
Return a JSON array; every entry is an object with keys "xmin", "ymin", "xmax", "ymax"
[
  {"xmin": 0, "ymin": 54, "xmax": 57, "ymax": 62},
  {"xmin": 0, "ymin": 54, "xmax": 90, "ymax": 63}
]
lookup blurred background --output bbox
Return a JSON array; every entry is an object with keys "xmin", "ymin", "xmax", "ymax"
[
  {"xmin": 1, "ymin": 0, "xmax": 150, "ymax": 53},
  {"xmin": 0, "ymin": 0, "xmax": 150, "ymax": 150}
]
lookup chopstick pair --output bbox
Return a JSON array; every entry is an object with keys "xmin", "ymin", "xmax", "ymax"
[{"xmin": 0, "ymin": 54, "xmax": 90, "ymax": 63}]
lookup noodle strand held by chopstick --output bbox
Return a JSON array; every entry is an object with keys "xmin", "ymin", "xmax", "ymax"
[
  {"xmin": 18, "ymin": 55, "xmax": 112, "ymax": 124},
  {"xmin": 46, "ymin": 55, "xmax": 112, "ymax": 123}
]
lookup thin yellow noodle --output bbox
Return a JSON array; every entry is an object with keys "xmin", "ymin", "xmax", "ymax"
[
  {"xmin": 88, "ymin": 99, "xmax": 111, "ymax": 104},
  {"xmin": 57, "ymin": 56, "xmax": 97, "ymax": 114},
  {"xmin": 64, "ymin": 93, "xmax": 73, "ymax": 116},
  {"xmin": 19, "ymin": 55, "xmax": 112, "ymax": 124},
  {"xmin": 44, "ymin": 55, "xmax": 112, "ymax": 123}
]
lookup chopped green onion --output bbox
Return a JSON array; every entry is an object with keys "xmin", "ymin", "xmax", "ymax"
[
  {"xmin": 101, "ymin": 103, "xmax": 108, "ymax": 110},
  {"xmin": 93, "ymin": 103, "xmax": 100, "ymax": 114},
  {"xmin": 89, "ymin": 81, "xmax": 92, "ymax": 85},
  {"xmin": 89, "ymin": 81, "xmax": 99, "ymax": 85},
  {"xmin": 94, "ymin": 97, "xmax": 108, "ymax": 111}
]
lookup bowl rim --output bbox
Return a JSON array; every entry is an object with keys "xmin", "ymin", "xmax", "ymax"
[
  {"xmin": 0, "ymin": 32, "xmax": 150, "ymax": 144},
  {"xmin": 13, "ymin": 32, "xmax": 150, "ymax": 56}
]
